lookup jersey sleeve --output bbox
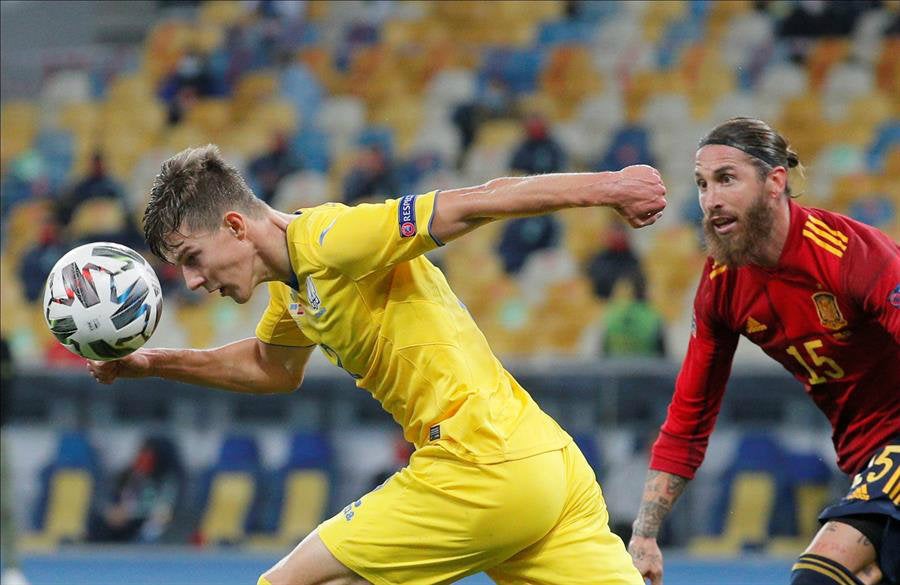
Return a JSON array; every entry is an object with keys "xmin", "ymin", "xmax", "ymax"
[
  {"xmin": 650, "ymin": 262, "xmax": 740, "ymax": 480},
  {"xmin": 305, "ymin": 191, "xmax": 444, "ymax": 280},
  {"xmin": 845, "ymin": 232, "xmax": 900, "ymax": 344},
  {"xmin": 255, "ymin": 282, "xmax": 315, "ymax": 347}
]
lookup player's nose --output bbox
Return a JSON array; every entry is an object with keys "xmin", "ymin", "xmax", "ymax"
[{"xmin": 182, "ymin": 265, "xmax": 205, "ymax": 291}]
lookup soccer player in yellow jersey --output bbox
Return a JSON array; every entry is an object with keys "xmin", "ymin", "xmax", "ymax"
[{"xmin": 89, "ymin": 145, "xmax": 666, "ymax": 585}]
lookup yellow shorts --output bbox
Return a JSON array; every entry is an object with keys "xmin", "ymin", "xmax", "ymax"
[{"xmin": 318, "ymin": 441, "xmax": 642, "ymax": 585}]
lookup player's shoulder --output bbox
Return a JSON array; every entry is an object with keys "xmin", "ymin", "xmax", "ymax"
[
  {"xmin": 801, "ymin": 205, "xmax": 897, "ymax": 261},
  {"xmin": 287, "ymin": 202, "xmax": 348, "ymax": 242}
]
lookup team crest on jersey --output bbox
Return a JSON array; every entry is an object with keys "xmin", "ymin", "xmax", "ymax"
[
  {"xmin": 811, "ymin": 292, "xmax": 847, "ymax": 330},
  {"xmin": 398, "ymin": 194, "xmax": 418, "ymax": 238},
  {"xmin": 306, "ymin": 276, "xmax": 326, "ymax": 317},
  {"xmin": 890, "ymin": 284, "xmax": 900, "ymax": 309}
]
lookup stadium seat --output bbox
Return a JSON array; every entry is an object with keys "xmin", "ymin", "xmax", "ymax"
[
  {"xmin": 196, "ymin": 434, "xmax": 263, "ymax": 545},
  {"xmin": 23, "ymin": 431, "xmax": 99, "ymax": 549},
  {"xmin": 690, "ymin": 433, "xmax": 791, "ymax": 555},
  {"xmin": 769, "ymin": 452, "xmax": 833, "ymax": 554},
  {"xmin": 252, "ymin": 433, "xmax": 333, "ymax": 548}
]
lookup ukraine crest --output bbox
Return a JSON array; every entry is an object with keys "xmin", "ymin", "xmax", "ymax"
[{"xmin": 811, "ymin": 292, "xmax": 847, "ymax": 331}]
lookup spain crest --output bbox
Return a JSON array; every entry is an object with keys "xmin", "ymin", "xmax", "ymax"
[{"xmin": 811, "ymin": 292, "xmax": 847, "ymax": 331}]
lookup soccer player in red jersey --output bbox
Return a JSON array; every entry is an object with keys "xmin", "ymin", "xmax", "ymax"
[{"xmin": 627, "ymin": 118, "xmax": 899, "ymax": 585}]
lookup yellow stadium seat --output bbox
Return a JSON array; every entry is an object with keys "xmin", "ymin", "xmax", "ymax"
[
  {"xmin": 199, "ymin": 472, "xmax": 256, "ymax": 544},
  {"xmin": 245, "ymin": 100, "xmax": 300, "ymax": 137},
  {"xmin": 0, "ymin": 100, "xmax": 39, "ymax": 165},
  {"xmin": 475, "ymin": 119, "xmax": 523, "ymax": 149},
  {"xmin": 4, "ymin": 200, "xmax": 53, "ymax": 262},
  {"xmin": 21, "ymin": 470, "xmax": 94, "ymax": 549},
  {"xmin": 199, "ymin": 0, "xmax": 246, "ymax": 27},
  {"xmin": 279, "ymin": 470, "xmax": 329, "ymax": 542},
  {"xmin": 233, "ymin": 71, "xmax": 280, "ymax": 120},
  {"xmin": 690, "ymin": 472, "xmax": 777, "ymax": 555},
  {"xmin": 67, "ymin": 198, "xmax": 128, "ymax": 241},
  {"xmin": 533, "ymin": 277, "xmax": 602, "ymax": 354}
]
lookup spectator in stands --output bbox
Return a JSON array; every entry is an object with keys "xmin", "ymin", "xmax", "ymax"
[
  {"xmin": 160, "ymin": 49, "xmax": 221, "ymax": 126},
  {"xmin": 451, "ymin": 76, "xmax": 517, "ymax": 167},
  {"xmin": 600, "ymin": 278, "xmax": 666, "ymax": 358},
  {"xmin": 497, "ymin": 215, "xmax": 561, "ymax": 275},
  {"xmin": 496, "ymin": 114, "xmax": 568, "ymax": 276},
  {"xmin": 56, "ymin": 152, "xmax": 126, "ymax": 225},
  {"xmin": 593, "ymin": 124, "xmax": 656, "ymax": 173},
  {"xmin": 342, "ymin": 144, "xmax": 399, "ymax": 205},
  {"xmin": 585, "ymin": 221, "xmax": 647, "ymax": 301},
  {"xmin": 248, "ymin": 133, "xmax": 302, "ymax": 205},
  {"xmin": 89, "ymin": 436, "xmax": 183, "ymax": 543},
  {"xmin": 510, "ymin": 114, "xmax": 567, "ymax": 176},
  {"xmin": 18, "ymin": 219, "xmax": 69, "ymax": 303}
]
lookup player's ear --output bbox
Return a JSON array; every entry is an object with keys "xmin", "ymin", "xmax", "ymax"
[
  {"xmin": 223, "ymin": 211, "xmax": 246, "ymax": 239},
  {"xmin": 767, "ymin": 166, "xmax": 787, "ymax": 198}
]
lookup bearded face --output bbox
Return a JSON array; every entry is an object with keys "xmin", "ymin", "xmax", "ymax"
[{"xmin": 702, "ymin": 187, "xmax": 776, "ymax": 267}]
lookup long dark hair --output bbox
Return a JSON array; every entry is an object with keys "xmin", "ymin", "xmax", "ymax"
[{"xmin": 699, "ymin": 117, "xmax": 804, "ymax": 197}]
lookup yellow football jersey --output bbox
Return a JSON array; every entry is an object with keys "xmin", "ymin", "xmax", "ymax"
[{"xmin": 255, "ymin": 191, "xmax": 571, "ymax": 463}]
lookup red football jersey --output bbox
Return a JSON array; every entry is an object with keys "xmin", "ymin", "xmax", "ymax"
[{"xmin": 651, "ymin": 200, "xmax": 900, "ymax": 478}]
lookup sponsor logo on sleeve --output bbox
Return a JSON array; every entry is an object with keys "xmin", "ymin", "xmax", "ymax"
[
  {"xmin": 890, "ymin": 284, "xmax": 900, "ymax": 309},
  {"xmin": 398, "ymin": 194, "xmax": 418, "ymax": 238}
]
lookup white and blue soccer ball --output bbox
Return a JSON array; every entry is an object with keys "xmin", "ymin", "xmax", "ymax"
[{"xmin": 43, "ymin": 242, "xmax": 163, "ymax": 361}]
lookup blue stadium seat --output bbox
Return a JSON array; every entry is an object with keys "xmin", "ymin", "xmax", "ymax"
[
  {"xmin": 34, "ymin": 130, "xmax": 74, "ymax": 190},
  {"xmin": 26, "ymin": 431, "xmax": 100, "ymax": 547},
  {"xmin": 357, "ymin": 125, "xmax": 395, "ymax": 158},
  {"xmin": 769, "ymin": 451, "xmax": 834, "ymax": 553},
  {"xmin": 479, "ymin": 48, "xmax": 546, "ymax": 95},
  {"xmin": 292, "ymin": 127, "xmax": 332, "ymax": 173},
  {"xmin": 537, "ymin": 20, "xmax": 595, "ymax": 47},
  {"xmin": 572, "ymin": 432, "xmax": 603, "ymax": 478},
  {"xmin": 196, "ymin": 434, "xmax": 263, "ymax": 545},
  {"xmin": 280, "ymin": 63, "xmax": 323, "ymax": 120},
  {"xmin": 690, "ymin": 433, "xmax": 792, "ymax": 554},
  {"xmin": 866, "ymin": 120, "xmax": 900, "ymax": 171},
  {"xmin": 255, "ymin": 432, "xmax": 333, "ymax": 547}
]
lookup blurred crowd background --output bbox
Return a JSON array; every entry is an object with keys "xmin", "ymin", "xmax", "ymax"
[{"xmin": 0, "ymin": 0, "xmax": 898, "ymax": 568}]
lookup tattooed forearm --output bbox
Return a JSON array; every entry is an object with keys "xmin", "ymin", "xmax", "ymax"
[{"xmin": 632, "ymin": 470, "xmax": 690, "ymax": 538}]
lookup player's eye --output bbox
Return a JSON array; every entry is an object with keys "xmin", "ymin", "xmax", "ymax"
[
  {"xmin": 696, "ymin": 179, "xmax": 707, "ymax": 190},
  {"xmin": 721, "ymin": 174, "xmax": 734, "ymax": 184}
]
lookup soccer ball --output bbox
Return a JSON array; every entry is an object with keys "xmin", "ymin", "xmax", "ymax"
[{"xmin": 43, "ymin": 242, "xmax": 163, "ymax": 361}]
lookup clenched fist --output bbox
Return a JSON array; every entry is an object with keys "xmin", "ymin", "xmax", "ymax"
[{"xmin": 611, "ymin": 165, "xmax": 668, "ymax": 228}]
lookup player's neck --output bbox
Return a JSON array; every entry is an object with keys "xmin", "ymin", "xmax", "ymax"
[
  {"xmin": 255, "ymin": 210, "xmax": 297, "ymax": 286},
  {"xmin": 756, "ymin": 199, "xmax": 792, "ymax": 268}
]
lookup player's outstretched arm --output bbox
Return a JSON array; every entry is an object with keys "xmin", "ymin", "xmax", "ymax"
[
  {"xmin": 87, "ymin": 338, "xmax": 314, "ymax": 394},
  {"xmin": 627, "ymin": 469, "xmax": 690, "ymax": 585},
  {"xmin": 430, "ymin": 164, "xmax": 667, "ymax": 243}
]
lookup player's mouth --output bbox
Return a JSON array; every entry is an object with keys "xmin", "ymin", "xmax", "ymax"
[{"xmin": 710, "ymin": 215, "xmax": 738, "ymax": 235}]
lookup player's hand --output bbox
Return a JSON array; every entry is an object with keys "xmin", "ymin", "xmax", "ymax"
[
  {"xmin": 627, "ymin": 535, "xmax": 664, "ymax": 585},
  {"xmin": 87, "ymin": 350, "xmax": 152, "ymax": 384},
  {"xmin": 610, "ymin": 165, "xmax": 667, "ymax": 228}
]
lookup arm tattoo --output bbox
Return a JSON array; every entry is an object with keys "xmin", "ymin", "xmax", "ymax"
[{"xmin": 632, "ymin": 470, "xmax": 690, "ymax": 538}]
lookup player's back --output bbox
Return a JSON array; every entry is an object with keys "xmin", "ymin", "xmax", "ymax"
[{"xmin": 258, "ymin": 193, "xmax": 571, "ymax": 464}]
